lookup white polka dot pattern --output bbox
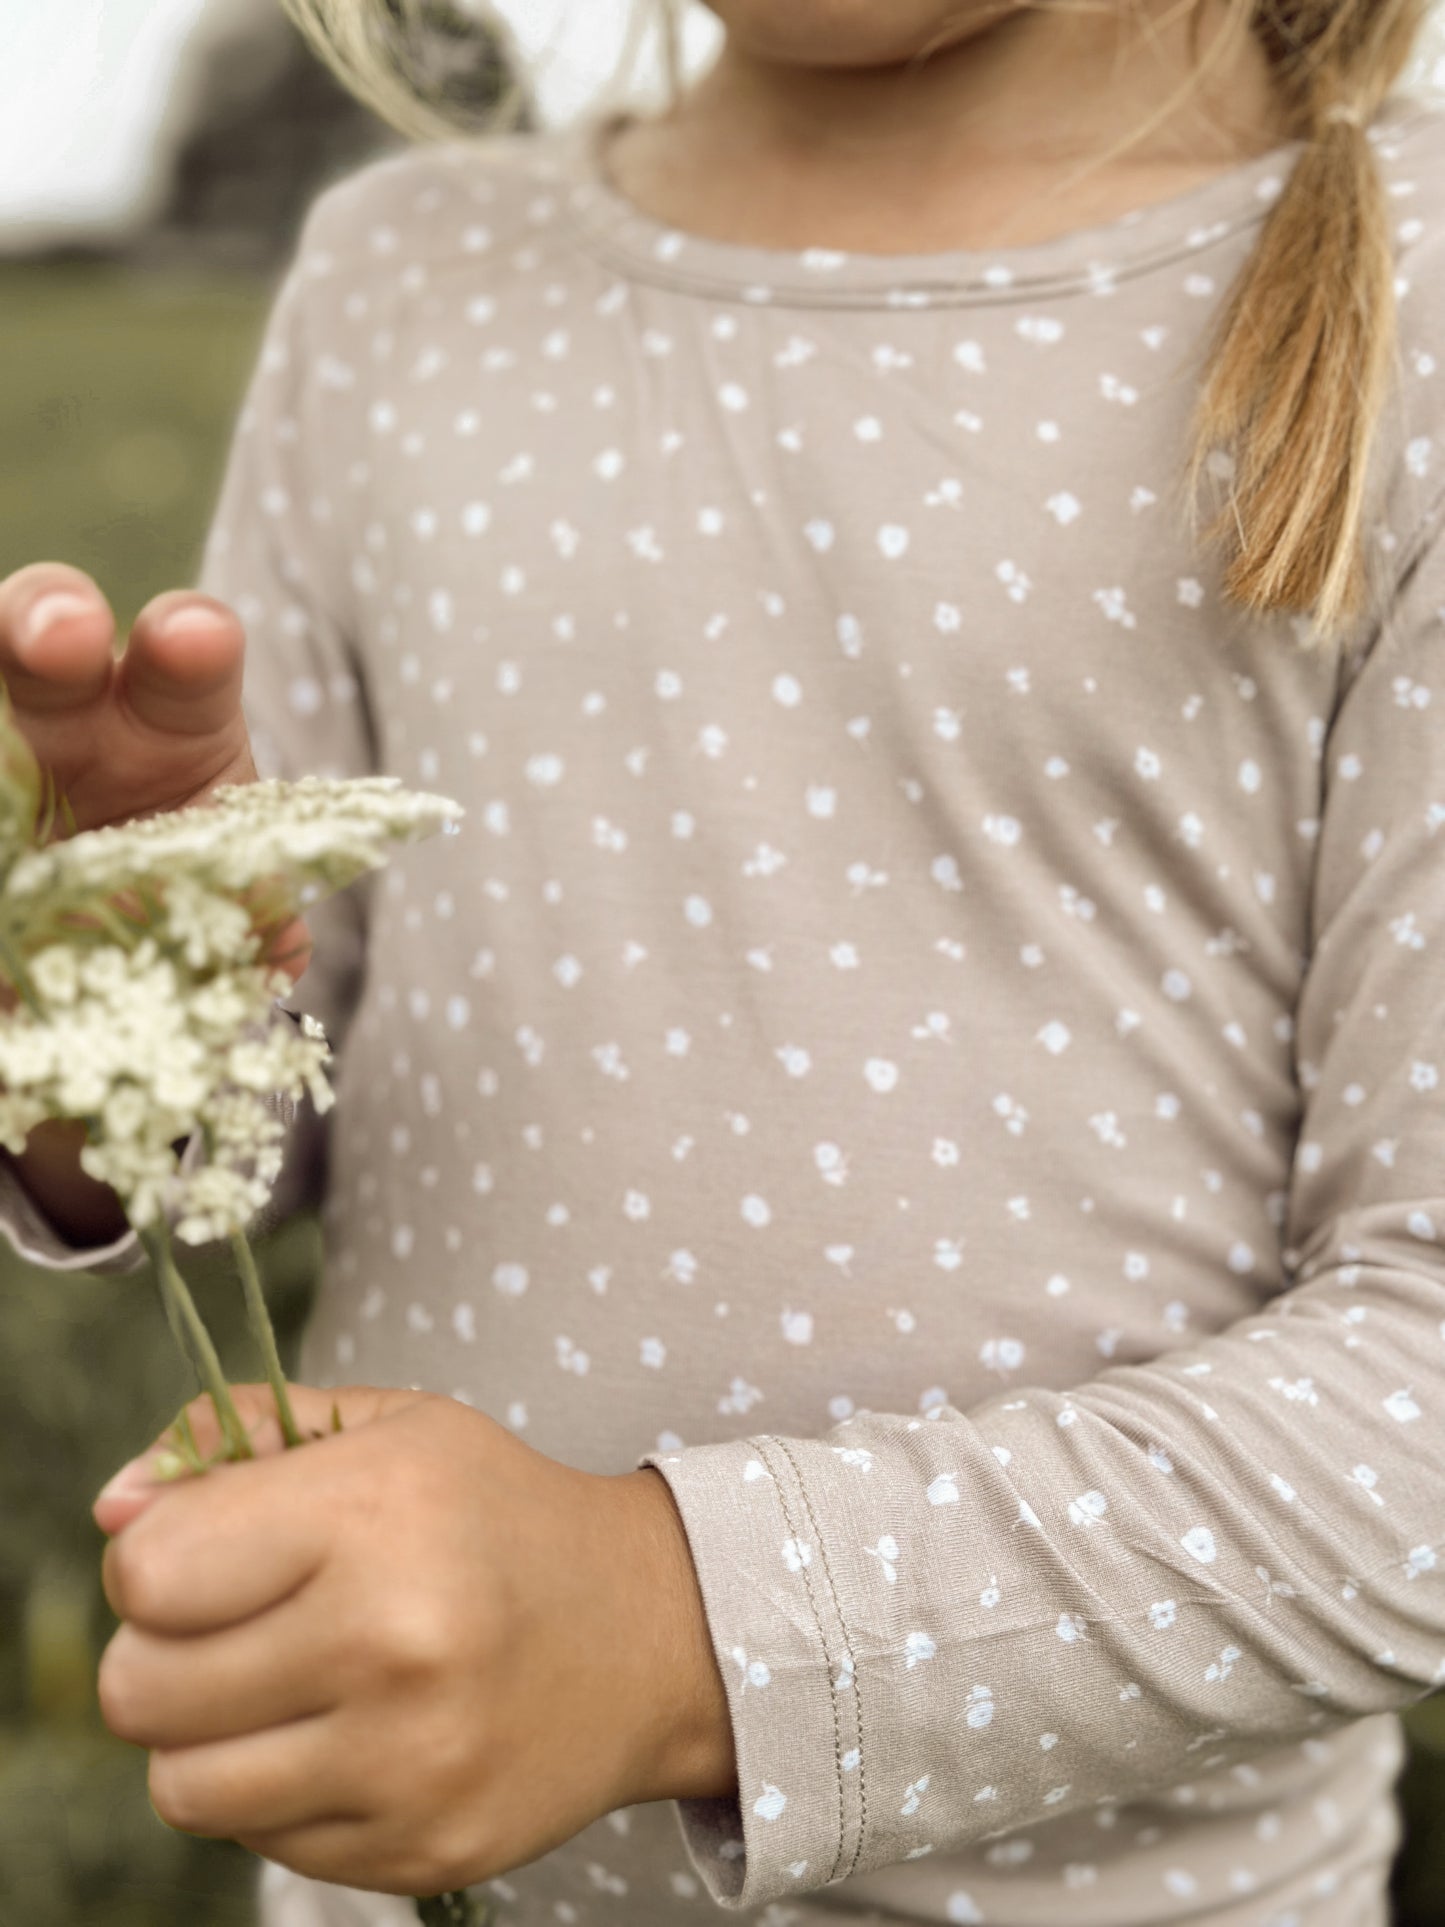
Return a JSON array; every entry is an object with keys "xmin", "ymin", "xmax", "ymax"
[{"xmin": 29, "ymin": 96, "xmax": 1445, "ymax": 1927}]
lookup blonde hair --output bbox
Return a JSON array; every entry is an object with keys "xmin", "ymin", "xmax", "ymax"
[
  {"xmin": 277, "ymin": 0, "xmax": 1434, "ymax": 648},
  {"xmin": 274, "ymin": 0, "xmax": 529, "ymax": 140},
  {"xmin": 1188, "ymin": 0, "xmax": 1431, "ymax": 644}
]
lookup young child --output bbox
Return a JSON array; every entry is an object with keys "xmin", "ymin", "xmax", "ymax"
[{"xmin": 4, "ymin": 2, "xmax": 1445, "ymax": 1923}]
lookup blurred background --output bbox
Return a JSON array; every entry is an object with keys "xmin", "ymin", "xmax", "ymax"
[{"xmin": 3, "ymin": 2, "xmax": 1445, "ymax": 1922}]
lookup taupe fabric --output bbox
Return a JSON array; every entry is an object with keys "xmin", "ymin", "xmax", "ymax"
[{"xmin": 19, "ymin": 93, "xmax": 1445, "ymax": 1927}]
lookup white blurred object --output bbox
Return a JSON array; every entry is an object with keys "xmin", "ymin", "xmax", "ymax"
[
  {"xmin": 1403, "ymin": 3, "xmax": 1445, "ymax": 97},
  {"xmin": 257, "ymin": 1861, "xmax": 422, "ymax": 1927},
  {"xmin": 0, "ymin": 0, "xmax": 677, "ymax": 246},
  {"xmin": 0, "ymin": 0, "xmax": 212, "ymax": 244},
  {"xmin": 1410, "ymin": 25, "xmax": 1445, "ymax": 96},
  {"xmin": 484, "ymin": 0, "xmax": 720, "ymax": 123}
]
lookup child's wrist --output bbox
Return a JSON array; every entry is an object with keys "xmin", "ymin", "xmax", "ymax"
[{"xmin": 610, "ymin": 1467, "xmax": 738, "ymax": 1805}]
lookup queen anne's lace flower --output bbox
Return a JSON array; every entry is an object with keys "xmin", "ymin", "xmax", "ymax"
[
  {"xmin": 6, "ymin": 775, "xmax": 459, "ymax": 920},
  {"xmin": 164, "ymin": 875, "xmax": 259, "ymax": 971},
  {"xmin": 0, "ymin": 715, "xmax": 462, "ymax": 1245},
  {"xmin": 29, "ymin": 946, "xmax": 80, "ymax": 1007}
]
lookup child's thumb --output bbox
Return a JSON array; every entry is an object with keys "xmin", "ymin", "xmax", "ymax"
[
  {"xmin": 92, "ymin": 1457, "xmax": 173, "ymax": 1537},
  {"xmin": 91, "ymin": 1384, "xmax": 425, "ymax": 1535},
  {"xmin": 91, "ymin": 1385, "xmax": 292, "ymax": 1536}
]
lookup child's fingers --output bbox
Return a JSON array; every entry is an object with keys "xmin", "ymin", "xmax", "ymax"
[
  {"xmin": 148, "ymin": 1716, "xmax": 357, "ymax": 1844},
  {"xmin": 93, "ymin": 1384, "xmax": 422, "ymax": 1548},
  {"xmin": 100, "ymin": 1455, "xmax": 327, "ymax": 1633},
  {"xmin": 116, "ymin": 591, "xmax": 248, "ymax": 741},
  {"xmin": 260, "ymin": 912, "xmax": 314, "ymax": 984},
  {"xmin": 173, "ymin": 1383, "xmax": 296, "ymax": 1464},
  {"xmin": 93, "ymin": 1482, "xmax": 174, "ymax": 1539},
  {"xmin": 0, "ymin": 563, "xmax": 116, "ymax": 712},
  {"xmin": 99, "ymin": 1387, "xmax": 426, "ymax": 1632},
  {"xmin": 99, "ymin": 1600, "xmax": 338, "ymax": 1750},
  {"xmin": 93, "ymin": 1386, "xmax": 295, "ymax": 1537},
  {"xmin": 224, "ymin": 1814, "xmax": 381, "ymax": 1897}
]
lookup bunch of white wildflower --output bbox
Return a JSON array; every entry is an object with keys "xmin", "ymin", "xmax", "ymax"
[
  {"xmin": 0, "ymin": 772, "xmax": 462, "ymax": 1245},
  {"xmin": 0, "ymin": 932, "xmax": 331, "ymax": 1244},
  {"xmin": 6, "ymin": 776, "xmax": 457, "ymax": 945}
]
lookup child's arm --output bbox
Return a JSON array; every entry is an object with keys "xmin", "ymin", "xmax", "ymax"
[
  {"xmin": 0, "ymin": 209, "xmax": 374, "ymax": 1274},
  {"xmin": 625, "ymin": 511, "xmax": 1445, "ymax": 1911}
]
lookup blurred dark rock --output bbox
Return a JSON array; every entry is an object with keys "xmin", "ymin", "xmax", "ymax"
[{"xmin": 133, "ymin": 0, "xmax": 515, "ymax": 272}]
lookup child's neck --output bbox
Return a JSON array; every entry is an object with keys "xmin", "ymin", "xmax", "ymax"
[{"xmin": 606, "ymin": 3, "xmax": 1296, "ymax": 256}]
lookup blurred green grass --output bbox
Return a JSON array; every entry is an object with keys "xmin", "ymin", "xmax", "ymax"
[
  {"xmin": 0, "ymin": 1214, "xmax": 323, "ymax": 1927},
  {"xmin": 0, "ymin": 258, "xmax": 269, "ymax": 629},
  {"xmin": 2, "ymin": 253, "xmax": 1445, "ymax": 1924},
  {"xmin": 0, "ymin": 256, "xmax": 298, "ymax": 1927}
]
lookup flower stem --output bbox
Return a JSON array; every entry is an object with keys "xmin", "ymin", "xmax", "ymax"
[
  {"xmin": 141, "ymin": 1222, "xmax": 253, "ymax": 1463},
  {"xmin": 231, "ymin": 1228, "xmax": 304, "ymax": 1450},
  {"xmin": 415, "ymin": 1895, "xmax": 493, "ymax": 1926},
  {"xmin": 0, "ymin": 921, "xmax": 43, "ymax": 1015}
]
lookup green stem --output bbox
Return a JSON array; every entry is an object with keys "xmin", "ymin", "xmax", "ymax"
[
  {"xmin": 415, "ymin": 1895, "xmax": 492, "ymax": 1926},
  {"xmin": 140, "ymin": 1222, "xmax": 253, "ymax": 1462},
  {"xmin": 0, "ymin": 921, "xmax": 42, "ymax": 1016},
  {"xmin": 231, "ymin": 1228, "xmax": 304, "ymax": 1450},
  {"xmin": 35, "ymin": 766, "xmax": 54, "ymax": 847},
  {"xmin": 60, "ymin": 898, "xmax": 140, "ymax": 947}
]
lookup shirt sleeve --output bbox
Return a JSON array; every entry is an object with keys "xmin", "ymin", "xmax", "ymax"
[
  {"xmin": 0, "ymin": 1150, "xmax": 158, "ymax": 1275},
  {"xmin": 637, "ymin": 497, "xmax": 1445, "ymax": 1912},
  {"xmin": 0, "ymin": 192, "xmax": 375, "ymax": 1275}
]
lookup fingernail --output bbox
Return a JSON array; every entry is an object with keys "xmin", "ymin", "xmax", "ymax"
[
  {"xmin": 20, "ymin": 592, "xmax": 95, "ymax": 653},
  {"xmin": 97, "ymin": 1451, "xmax": 171, "ymax": 1506},
  {"xmin": 157, "ymin": 606, "xmax": 227, "ymax": 643}
]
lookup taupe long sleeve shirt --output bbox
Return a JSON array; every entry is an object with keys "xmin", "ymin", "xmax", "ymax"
[{"xmin": 13, "ymin": 92, "xmax": 1445, "ymax": 1927}]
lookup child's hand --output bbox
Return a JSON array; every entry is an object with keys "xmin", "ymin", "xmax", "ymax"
[
  {"xmin": 0, "ymin": 567, "xmax": 310, "ymax": 1239},
  {"xmin": 0, "ymin": 563, "xmax": 260, "ymax": 834},
  {"xmin": 0, "ymin": 563, "xmax": 311, "ymax": 982},
  {"xmin": 92, "ymin": 1384, "xmax": 737, "ymax": 1898}
]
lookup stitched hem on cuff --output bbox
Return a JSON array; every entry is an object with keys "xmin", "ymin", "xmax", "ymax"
[
  {"xmin": 0, "ymin": 1150, "xmax": 147, "ymax": 1274},
  {"xmin": 639, "ymin": 1434, "xmax": 861, "ymax": 1911}
]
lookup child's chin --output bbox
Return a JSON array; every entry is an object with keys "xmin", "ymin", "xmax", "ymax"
[{"xmin": 708, "ymin": 0, "xmax": 989, "ymax": 71}]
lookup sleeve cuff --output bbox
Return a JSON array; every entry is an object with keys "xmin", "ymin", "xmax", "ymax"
[
  {"xmin": 0, "ymin": 1128, "xmax": 213, "ymax": 1275},
  {"xmin": 636, "ymin": 1435, "xmax": 865, "ymax": 1912},
  {"xmin": 0, "ymin": 1148, "xmax": 150, "ymax": 1275}
]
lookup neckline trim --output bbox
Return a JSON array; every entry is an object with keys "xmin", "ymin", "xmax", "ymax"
[{"xmin": 551, "ymin": 92, "xmax": 1432, "ymax": 310}]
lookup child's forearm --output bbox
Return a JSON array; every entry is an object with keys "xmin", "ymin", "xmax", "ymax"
[{"xmin": 3, "ymin": 1119, "xmax": 131, "ymax": 1248}]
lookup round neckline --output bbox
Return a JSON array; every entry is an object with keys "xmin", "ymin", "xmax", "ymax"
[{"xmin": 553, "ymin": 91, "xmax": 1432, "ymax": 310}]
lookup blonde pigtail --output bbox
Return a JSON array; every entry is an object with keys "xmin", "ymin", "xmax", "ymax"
[
  {"xmin": 1187, "ymin": 0, "xmax": 1430, "ymax": 645},
  {"xmin": 271, "ymin": 0, "xmax": 1437, "ymax": 648}
]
